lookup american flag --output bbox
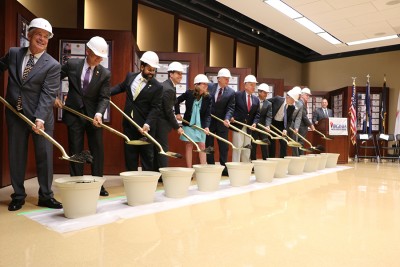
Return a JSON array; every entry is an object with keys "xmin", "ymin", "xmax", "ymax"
[{"xmin": 349, "ymin": 79, "xmax": 357, "ymax": 145}]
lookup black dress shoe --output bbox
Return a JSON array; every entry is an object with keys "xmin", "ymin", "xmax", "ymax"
[
  {"xmin": 8, "ymin": 199, "xmax": 25, "ymax": 211},
  {"xmin": 222, "ymin": 170, "xmax": 229, "ymax": 177},
  {"xmin": 100, "ymin": 186, "xmax": 109, "ymax": 196},
  {"xmin": 38, "ymin": 198, "xmax": 63, "ymax": 209}
]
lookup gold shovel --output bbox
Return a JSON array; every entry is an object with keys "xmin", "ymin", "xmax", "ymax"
[
  {"xmin": 0, "ymin": 96, "xmax": 91, "ymax": 163},
  {"xmin": 257, "ymin": 124, "xmax": 284, "ymax": 140},
  {"xmin": 109, "ymin": 101, "xmax": 182, "ymax": 159},
  {"xmin": 231, "ymin": 120, "xmax": 272, "ymax": 145},
  {"xmin": 289, "ymin": 127, "xmax": 323, "ymax": 152},
  {"xmin": 180, "ymin": 132, "xmax": 213, "ymax": 154},
  {"xmin": 269, "ymin": 124, "xmax": 303, "ymax": 148},
  {"xmin": 182, "ymin": 119, "xmax": 248, "ymax": 150},
  {"xmin": 211, "ymin": 114, "xmax": 268, "ymax": 145},
  {"xmin": 61, "ymin": 105, "xmax": 149, "ymax": 145},
  {"xmin": 314, "ymin": 129, "xmax": 333, "ymax": 141}
]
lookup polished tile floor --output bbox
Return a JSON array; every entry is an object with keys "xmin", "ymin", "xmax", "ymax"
[{"xmin": 1, "ymin": 162, "xmax": 400, "ymax": 267}]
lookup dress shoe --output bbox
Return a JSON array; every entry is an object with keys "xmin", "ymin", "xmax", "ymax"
[
  {"xmin": 222, "ymin": 170, "xmax": 229, "ymax": 177},
  {"xmin": 38, "ymin": 198, "xmax": 63, "ymax": 209},
  {"xmin": 8, "ymin": 199, "xmax": 25, "ymax": 211},
  {"xmin": 100, "ymin": 186, "xmax": 109, "ymax": 196}
]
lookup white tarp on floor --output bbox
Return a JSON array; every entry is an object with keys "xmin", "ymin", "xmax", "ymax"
[{"xmin": 22, "ymin": 166, "xmax": 351, "ymax": 233}]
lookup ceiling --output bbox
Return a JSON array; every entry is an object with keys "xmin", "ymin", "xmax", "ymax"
[{"xmin": 139, "ymin": 0, "xmax": 400, "ymax": 62}]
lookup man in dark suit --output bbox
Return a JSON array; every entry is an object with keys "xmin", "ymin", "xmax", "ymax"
[
  {"xmin": 269, "ymin": 86, "xmax": 301, "ymax": 158},
  {"xmin": 154, "ymin": 61, "xmax": 184, "ymax": 174},
  {"xmin": 206, "ymin": 68, "xmax": 235, "ymax": 176},
  {"xmin": 231, "ymin": 75, "xmax": 260, "ymax": 162},
  {"xmin": 0, "ymin": 18, "xmax": 62, "ymax": 211},
  {"xmin": 313, "ymin": 98, "xmax": 333, "ymax": 124},
  {"xmin": 251, "ymin": 83, "xmax": 272, "ymax": 160},
  {"xmin": 111, "ymin": 51, "xmax": 163, "ymax": 171},
  {"xmin": 54, "ymin": 36, "xmax": 110, "ymax": 196},
  {"xmin": 291, "ymin": 88, "xmax": 315, "ymax": 156}
]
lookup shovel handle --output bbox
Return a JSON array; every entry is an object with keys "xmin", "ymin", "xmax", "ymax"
[
  {"xmin": 289, "ymin": 127, "xmax": 313, "ymax": 147},
  {"xmin": 109, "ymin": 100, "xmax": 165, "ymax": 152},
  {"xmin": 62, "ymin": 105, "xmax": 131, "ymax": 142},
  {"xmin": 181, "ymin": 132, "xmax": 202, "ymax": 152},
  {"xmin": 211, "ymin": 114, "xmax": 253, "ymax": 139},
  {"xmin": 0, "ymin": 96, "xmax": 70, "ymax": 159},
  {"xmin": 182, "ymin": 119, "xmax": 238, "ymax": 149}
]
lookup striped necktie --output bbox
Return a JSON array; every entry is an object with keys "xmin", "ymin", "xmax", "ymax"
[
  {"xmin": 22, "ymin": 54, "xmax": 35, "ymax": 81},
  {"xmin": 133, "ymin": 78, "xmax": 145, "ymax": 100}
]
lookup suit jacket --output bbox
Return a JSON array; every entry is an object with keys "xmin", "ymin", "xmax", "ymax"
[
  {"xmin": 60, "ymin": 58, "xmax": 110, "ymax": 125},
  {"xmin": 0, "ymin": 47, "xmax": 60, "ymax": 128},
  {"xmin": 232, "ymin": 91, "xmax": 260, "ymax": 127},
  {"xmin": 160, "ymin": 78, "xmax": 179, "ymax": 130},
  {"xmin": 111, "ymin": 72, "xmax": 162, "ymax": 129},
  {"xmin": 268, "ymin": 96, "xmax": 295, "ymax": 130},
  {"xmin": 312, "ymin": 107, "xmax": 333, "ymax": 124},
  {"xmin": 175, "ymin": 90, "xmax": 212, "ymax": 129},
  {"xmin": 292, "ymin": 99, "xmax": 312, "ymax": 130},
  {"xmin": 208, "ymin": 83, "xmax": 235, "ymax": 130},
  {"xmin": 259, "ymin": 99, "xmax": 272, "ymax": 126}
]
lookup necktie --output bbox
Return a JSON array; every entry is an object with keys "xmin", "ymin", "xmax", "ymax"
[
  {"xmin": 283, "ymin": 104, "xmax": 287, "ymax": 128},
  {"xmin": 217, "ymin": 87, "xmax": 224, "ymax": 102},
  {"xmin": 22, "ymin": 54, "xmax": 35, "ymax": 81},
  {"xmin": 82, "ymin": 67, "xmax": 91, "ymax": 94},
  {"xmin": 133, "ymin": 78, "xmax": 145, "ymax": 100},
  {"xmin": 247, "ymin": 94, "xmax": 251, "ymax": 112},
  {"xmin": 18, "ymin": 54, "xmax": 35, "ymax": 111},
  {"xmin": 324, "ymin": 109, "xmax": 328, "ymax": 118}
]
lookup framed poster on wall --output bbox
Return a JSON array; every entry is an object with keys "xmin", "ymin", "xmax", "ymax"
[
  {"xmin": 58, "ymin": 39, "xmax": 112, "ymax": 122},
  {"xmin": 17, "ymin": 14, "xmax": 29, "ymax": 47}
]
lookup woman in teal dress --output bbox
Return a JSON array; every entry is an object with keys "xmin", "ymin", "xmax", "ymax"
[{"xmin": 175, "ymin": 74, "xmax": 212, "ymax": 168}]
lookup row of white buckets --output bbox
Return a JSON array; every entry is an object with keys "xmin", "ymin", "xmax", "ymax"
[{"xmin": 54, "ymin": 153, "xmax": 340, "ymax": 219}]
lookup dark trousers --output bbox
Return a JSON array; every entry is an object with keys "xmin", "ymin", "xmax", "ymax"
[
  {"xmin": 250, "ymin": 131, "xmax": 269, "ymax": 160},
  {"xmin": 6, "ymin": 109, "xmax": 54, "ymax": 201},
  {"xmin": 206, "ymin": 124, "xmax": 229, "ymax": 167},
  {"xmin": 124, "ymin": 123, "xmax": 154, "ymax": 171},
  {"xmin": 67, "ymin": 117, "xmax": 104, "ymax": 177},
  {"xmin": 154, "ymin": 118, "xmax": 172, "ymax": 170},
  {"xmin": 270, "ymin": 120, "xmax": 287, "ymax": 158}
]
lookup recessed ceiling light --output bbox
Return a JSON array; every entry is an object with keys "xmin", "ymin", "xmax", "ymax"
[{"xmin": 347, "ymin": 35, "xmax": 399, "ymax": 46}]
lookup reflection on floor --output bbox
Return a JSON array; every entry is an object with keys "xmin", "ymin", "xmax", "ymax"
[{"xmin": 0, "ymin": 162, "xmax": 399, "ymax": 267}]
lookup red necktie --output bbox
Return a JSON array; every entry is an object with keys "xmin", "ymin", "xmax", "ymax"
[
  {"xmin": 247, "ymin": 94, "xmax": 251, "ymax": 112},
  {"xmin": 217, "ymin": 87, "xmax": 223, "ymax": 102}
]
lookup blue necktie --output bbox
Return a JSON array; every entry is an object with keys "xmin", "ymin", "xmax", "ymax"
[{"xmin": 82, "ymin": 67, "xmax": 91, "ymax": 95}]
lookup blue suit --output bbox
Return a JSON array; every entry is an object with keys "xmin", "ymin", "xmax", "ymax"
[{"xmin": 206, "ymin": 83, "xmax": 235, "ymax": 168}]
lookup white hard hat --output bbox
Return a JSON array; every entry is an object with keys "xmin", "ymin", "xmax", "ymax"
[
  {"xmin": 301, "ymin": 87, "xmax": 312, "ymax": 95},
  {"xmin": 194, "ymin": 74, "xmax": 209, "ymax": 84},
  {"xmin": 217, "ymin": 68, "xmax": 232, "ymax": 78},
  {"xmin": 257, "ymin": 83, "xmax": 270, "ymax": 93},
  {"xmin": 28, "ymin": 18, "xmax": 53, "ymax": 39},
  {"xmin": 244, "ymin": 74, "xmax": 257, "ymax": 83},
  {"xmin": 86, "ymin": 36, "xmax": 108, "ymax": 58},
  {"xmin": 287, "ymin": 86, "xmax": 301, "ymax": 101},
  {"xmin": 140, "ymin": 51, "xmax": 160, "ymax": 68},
  {"xmin": 167, "ymin": 61, "xmax": 184, "ymax": 72}
]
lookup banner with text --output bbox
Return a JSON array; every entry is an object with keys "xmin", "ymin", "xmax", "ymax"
[{"xmin": 329, "ymin": 118, "xmax": 348, "ymax": 136}]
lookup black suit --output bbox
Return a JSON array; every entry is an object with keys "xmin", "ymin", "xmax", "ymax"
[
  {"xmin": 206, "ymin": 83, "xmax": 235, "ymax": 167},
  {"xmin": 1, "ymin": 47, "xmax": 60, "ymax": 201},
  {"xmin": 251, "ymin": 99, "xmax": 272, "ymax": 160},
  {"xmin": 268, "ymin": 96, "xmax": 295, "ymax": 158},
  {"xmin": 61, "ymin": 58, "xmax": 110, "ymax": 176},
  {"xmin": 291, "ymin": 99, "xmax": 313, "ymax": 156},
  {"xmin": 154, "ymin": 78, "xmax": 180, "ymax": 170},
  {"xmin": 111, "ymin": 72, "xmax": 162, "ymax": 171}
]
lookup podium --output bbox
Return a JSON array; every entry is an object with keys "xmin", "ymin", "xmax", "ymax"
[{"xmin": 314, "ymin": 118, "xmax": 349, "ymax": 164}]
